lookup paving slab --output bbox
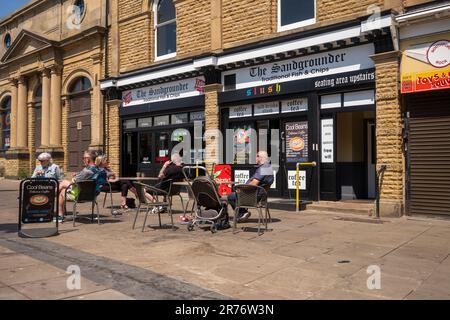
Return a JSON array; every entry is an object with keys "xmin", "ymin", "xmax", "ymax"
[
  {"xmin": 65, "ymin": 289, "xmax": 134, "ymax": 300},
  {"xmin": 0, "ymin": 286, "xmax": 31, "ymax": 300}
]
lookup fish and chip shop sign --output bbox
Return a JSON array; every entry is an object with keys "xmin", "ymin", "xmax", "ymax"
[
  {"xmin": 222, "ymin": 44, "xmax": 375, "ymax": 90},
  {"xmin": 122, "ymin": 77, "xmax": 205, "ymax": 107}
]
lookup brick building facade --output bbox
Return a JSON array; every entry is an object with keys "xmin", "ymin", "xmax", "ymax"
[{"xmin": 1, "ymin": 0, "xmax": 446, "ymax": 217}]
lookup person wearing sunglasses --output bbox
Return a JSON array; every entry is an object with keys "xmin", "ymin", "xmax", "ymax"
[{"xmin": 32, "ymin": 152, "xmax": 64, "ymax": 181}]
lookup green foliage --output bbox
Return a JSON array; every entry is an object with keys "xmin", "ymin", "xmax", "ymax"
[{"xmin": 18, "ymin": 168, "xmax": 30, "ymax": 180}]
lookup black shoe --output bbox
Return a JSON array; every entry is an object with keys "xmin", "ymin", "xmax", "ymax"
[{"xmin": 236, "ymin": 211, "xmax": 251, "ymax": 222}]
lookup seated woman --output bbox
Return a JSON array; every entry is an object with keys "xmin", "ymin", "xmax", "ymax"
[
  {"xmin": 96, "ymin": 155, "xmax": 138, "ymax": 210},
  {"xmin": 32, "ymin": 153, "xmax": 64, "ymax": 181}
]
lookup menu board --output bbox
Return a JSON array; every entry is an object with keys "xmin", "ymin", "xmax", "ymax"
[{"xmin": 285, "ymin": 121, "xmax": 308, "ymax": 163}]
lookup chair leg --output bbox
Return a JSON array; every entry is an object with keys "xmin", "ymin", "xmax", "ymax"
[
  {"xmin": 178, "ymin": 195, "xmax": 185, "ymax": 216},
  {"xmin": 132, "ymin": 204, "xmax": 141, "ymax": 230},
  {"xmin": 142, "ymin": 206, "xmax": 150, "ymax": 232},
  {"xmin": 91, "ymin": 201, "xmax": 95, "ymax": 223},
  {"xmin": 169, "ymin": 205, "xmax": 174, "ymax": 230},
  {"xmin": 265, "ymin": 206, "xmax": 269, "ymax": 231},
  {"xmin": 110, "ymin": 192, "xmax": 114, "ymax": 216},
  {"xmin": 157, "ymin": 208, "xmax": 162, "ymax": 228},
  {"xmin": 258, "ymin": 207, "xmax": 263, "ymax": 236},
  {"xmin": 96, "ymin": 201, "xmax": 100, "ymax": 225},
  {"xmin": 233, "ymin": 207, "xmax": 239, "ymax": 234},
  {"xmin": 103, "ymin": 193, "xmax": 107, "ymax": 208},
  {"xmin": 72, "ymin": 202, "xmax": 77, "ymax": 227}
]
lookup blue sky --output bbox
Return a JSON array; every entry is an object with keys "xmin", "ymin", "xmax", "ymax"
[{"xmin": 0, "ymin": 0, "xmax": 31, "ymax": 20}]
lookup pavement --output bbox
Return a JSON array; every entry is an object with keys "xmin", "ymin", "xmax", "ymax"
[{"xmin": 1, "ymin": 178, "xmax": 450, "ymax": 300}]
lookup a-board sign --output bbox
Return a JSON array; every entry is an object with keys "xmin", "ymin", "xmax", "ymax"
[{"xmin": 19, "ymin": 178, "xmax": 59, "ymax": 238}]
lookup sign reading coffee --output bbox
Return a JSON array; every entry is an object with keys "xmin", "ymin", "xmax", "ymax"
[
  {"xmin": 21, "ymin": 179, "xmax": 57, "ymax": 223},
  {"xmin": 286, "ymin": 121, "xmax": 308, "ymax": 163}
]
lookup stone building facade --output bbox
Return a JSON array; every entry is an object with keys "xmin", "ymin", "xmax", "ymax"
[
  {"xmin": 1, "ymin": 0, "xmax": 444, "ymax": 218},
  {"xmin": 0, "ymin": 0, "xmax": 107, "ymax": 177}
]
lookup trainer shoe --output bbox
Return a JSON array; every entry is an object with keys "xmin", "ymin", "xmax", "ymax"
[{"xmin": 237, "ymin": 211, "xmax": 251, "ymax": 222}]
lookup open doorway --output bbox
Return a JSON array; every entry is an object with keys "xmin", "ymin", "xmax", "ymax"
[{"xmin": 335, "ymin": 111, "xmax": 376, "ymax": 200}]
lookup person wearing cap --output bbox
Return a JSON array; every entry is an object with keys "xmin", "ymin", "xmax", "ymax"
[{"xmin": 32, "ymin": 153, "xmax": 64, "ymax": 181}]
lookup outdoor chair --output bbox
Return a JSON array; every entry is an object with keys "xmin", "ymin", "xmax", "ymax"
[
  {"xmin": 132, "ymin": 181, "xmax": 174, "ymax": 232},
  {"xmin": 181, "ymin": 166, "xmax": 208, "ymax": 215},
  {"xmin": 100, "ymin": 181, "xmax": 121, "ymax": 216},
  {"xmin": 65, "ymin": 180, "xmax": 101, "ymax": 227},
  {"xmin": 233, "ymin": 184, "xmax": 272, "ymax": 235}
]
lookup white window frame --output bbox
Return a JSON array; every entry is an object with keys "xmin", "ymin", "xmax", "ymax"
[
  {"xmin": 154, "ymin": 0, "xmax": 177, "ymax": 61},
  {"xmin": 277, "ymin": 0, "xmax": 316, "ymax": 32}
]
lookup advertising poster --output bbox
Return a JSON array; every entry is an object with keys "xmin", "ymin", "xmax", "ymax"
[
  {"xmin": 213, "ymin": 165, "xmax": 232, "ymax": 196},
  {"xmin": 21, "ymin": 180, "xmax": 56, "ymax": 224},
  {"xmin": 321, "ymin": 119, "xmax": 334, "ymax": 163},
  {"xmin": 285, "ymin": 121, "xmax": 308, "ymax": 163}
]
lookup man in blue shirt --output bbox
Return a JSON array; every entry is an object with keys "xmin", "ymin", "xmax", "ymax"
[{"xmin": 228, "ymin": 151, "xmax": 274, "ymax": 222}]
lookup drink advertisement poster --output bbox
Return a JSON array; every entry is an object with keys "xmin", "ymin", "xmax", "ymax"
[
  {"xmin": 213, "ymin": 165, "xmax": 232, "ymax": 196},
  {"xmin": 286, "ymin": 121, "xmax": 309, "ymax": 163}
]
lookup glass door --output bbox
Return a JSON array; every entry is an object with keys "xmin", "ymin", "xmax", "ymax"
[
  {"xmin": 155, "ymin": 131, "xmax": 171, "ymax": 164},
  {"xmin": 122, "ymin": 132, "xmax": 138, "ymax": 177}
]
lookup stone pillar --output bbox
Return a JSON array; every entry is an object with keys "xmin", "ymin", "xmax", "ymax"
[
  {"xmin": 50, "ymin": 66, "xmax": 62, "ymax": 148},
  {"xmin": 106, "ymin": 99, "xmax": 121, "ymax": 175},
  {"xmin": 90, "ymin": 53, "xmax": 104, "ymax": 152},
  {"xmin": 17, "ymin": 76, "xmax": 28, "ymax": 149},
  {"xmin": 40, "ymin": 69, "xmax": 51, "ymax": 148},
  {"xmin": 27, "ymin": 101, "xmax": 35, "ymax": 174},
  {"xmin": 204, "ymin": 83, "xmax": 222, "ymax": 171},
  {"xmin": 370, "ymin": 51, "xmax": 404, "ymax": 217},
  {"xmin": 110, "ymin": 0, "xmax": 120, "ymax": 76},
  {"xmin": 211, "ymin": 0, "xmax": 222, "ymax": 52},
  {"xmin": 9, "ymin": 78, "xmax": 18, "ymax": 149}
]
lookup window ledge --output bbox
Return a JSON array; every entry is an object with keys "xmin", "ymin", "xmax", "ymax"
[
  {"xmin": 278, "ymin": 18, "xmax": 316, "ymax": 33},
  {"xmin": 155, "ymin": 52, "xmax": 177, "ymax": 62}
]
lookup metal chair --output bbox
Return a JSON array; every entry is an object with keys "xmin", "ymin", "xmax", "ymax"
[
  {"xmin": 233, "ymin": 184, "xmax": 272, "ymax": 235},
  {"xmin": 132, "ymin": 181, "xmax": 174, "ymax": 232},
  {"xmin": 181, "ymin": 166, "xmax": 206, "ymax": 215},
  {"xmin": 64, "ymin": 180, "xmax": 101, "ymax": 227},
  {"xmin": 100, "ymin": 181, "xmax": 121, "ymax": 216}
]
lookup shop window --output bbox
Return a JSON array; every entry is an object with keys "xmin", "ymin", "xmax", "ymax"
[
  {"xmin": 138, "ymin": 117, "xmax": 152, "ymax": 128},
  {"xmin": 171, "ymin": 113, "xmax": 188, "ymax": 124},
  {"xmin": 1, "ymin": 96, "xmax": 11, "ymax": 150},
  {"xmin": 224, "ymin": 74, "xmax": 236, "ymax": 91},
  {"xmin": 278, "ymin": 0, "xmax": 316, "ymax": 32},
  {"xmin": 154, "ymin": 115, "xmax": 170, "ymax": 126},
  {"xmin": 4, "ymin": 33, "xmax": 11, "ymax": 49},
  {"xmin": 232, "ymin": 123, "xmax": 255, "ymax": 164},
  {"xmin": 139, "ymin": 132, "xmax": 153, "ymax": 164},
  {"xmin": 155, "ymin": 0, "xmax": 176, "ymax": 60},
  {"xmin": 123, "ymin": 119, "xmax": 137, "ymax": 129}
]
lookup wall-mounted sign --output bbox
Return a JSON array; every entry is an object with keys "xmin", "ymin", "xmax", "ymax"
[
  {"xmin": 285, "ymin": 121, "xmax": 308, "ymax": 163},
  {"xmin": 401, "ymin": 39, "xmax": 450, "ymax": 93},
  {"xmin": 229, "ymin": 105, "xmax": 252, "ymax": 118},
  {"xmin": 287, "ymin": 170, "xmax": 306, "ymax": 190},
  {"xmin": 222, "ymin": 44, "xmax": 375, "ymax": 90},
  {"xmin": 122, "ymin": 77, "xmax": 205, "ymax": 107},
  {"xmin": 254, "ymin": 101, "xmax": 280, "ymax": 116},
  {"xmin": 138, "ymin": 117, "xmax": 152, "ymax": 128},
  {"xmin": 234, "ymin": 170, "xmax": 250, "ymax": 185},
  {"xmin": 321, "ymin": 119, "xmax": 334, "ymax": 163},
  {"xmin": 154, "ymin": 115, "xmax": 170, "ymax": 126},
  {"xmin": 281, "ymin": 98, "xmax": 308, "ymax": 113}
]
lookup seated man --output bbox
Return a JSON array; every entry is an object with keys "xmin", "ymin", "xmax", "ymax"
[
  {"xmin": 228, "ymin": 151, "xmax": 274, "ymax": 222},
  {"xmin": 151, "ymin": 153, "xmax": 185, "ymax": 213},
  {"xmin": 58, "ymin": 150, "xmax": 104, "ymax": 221}
]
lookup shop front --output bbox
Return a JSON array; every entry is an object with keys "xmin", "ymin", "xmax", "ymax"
[
  {"xmin": 219, "ymin": 44, "xmax": 378, "ymax": 201},
  {"xmin": 119, "ymin": 76, "xmax": 206, "ymax": 177},
  {"xmin": 400, "ymin": 29, "xmax": 450, "ymax": 216}
]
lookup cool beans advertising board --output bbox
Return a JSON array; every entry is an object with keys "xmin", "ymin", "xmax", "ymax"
[{"xmin": 21, "ymin": 179, "xmax": 57, "ymax": 223}]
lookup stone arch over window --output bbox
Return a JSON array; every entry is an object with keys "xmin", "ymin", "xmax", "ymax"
[
  {"xmin": 154, "ymin": 0, "xmax": 176, "ymax": 60},
  {"xmin": 0, "ymin": 94, "xmax": 12, "ymax": 150},
  {"xmin": 63, "ymin": 70, "xmax": 94, "ymax": 96}
]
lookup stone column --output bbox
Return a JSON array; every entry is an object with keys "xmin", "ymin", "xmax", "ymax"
[
  {"xmin": 106, "ymin": 99, "xmax": 122, "ymax": 175},
  {"xmin": 90, "ymin": 53, "xmax": 104, "ymax": 152},
  {"xmin": 50, "ymin": 66, "xmax": 62, "ymax": 148},
  {"xmin": 370, "ymin": 51, "xmax": 404, "ymax": 217},
  {"xmin": 8, "ymin": 78, "xmax": 18, "ymax": 149},
  {"xmin": 204, "ymin": 83, "xmax": 222, "ymax": 171},
  {"xmin": 40, "ymin": 69, "xmax": 51, "ymax": 148},
  {"xmin": 17, "ymin": 76, "xmax": 28, "ymax": 149}
]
